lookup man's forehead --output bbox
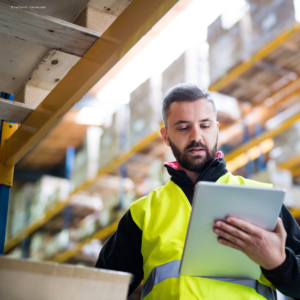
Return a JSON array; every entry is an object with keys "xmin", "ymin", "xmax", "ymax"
[{"xmin": 169, "ymin": 99, "xmax": 215, "ymax": 119}]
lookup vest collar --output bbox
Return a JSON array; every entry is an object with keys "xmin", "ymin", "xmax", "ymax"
[{"xmin": 164, "ymin": 151, "xmax": 228, "ymax": 188}]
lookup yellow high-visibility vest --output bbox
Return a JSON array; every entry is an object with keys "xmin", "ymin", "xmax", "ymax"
[{"xmin": 130, "ymin": 172, "xmax": 277, "ymax": 300}]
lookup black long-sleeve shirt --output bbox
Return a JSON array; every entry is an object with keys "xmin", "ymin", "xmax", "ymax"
[{"xmin": 96, "ymin": 157, "xmax": 300, "ymax": 298}]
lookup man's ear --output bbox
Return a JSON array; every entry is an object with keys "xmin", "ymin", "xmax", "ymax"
[
  {"xmin": 216, "ymin": 121, "xmax": 220, "ymax": 131},
  {"xmin": 160, "ymin": 126, "xmax": 170, "ymax": 147}
]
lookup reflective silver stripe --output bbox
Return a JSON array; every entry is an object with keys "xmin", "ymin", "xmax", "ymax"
[
  {"xmin": 142, "ymin": 260, "xmax": 276, "ymax": 300},
  {"xmin": 142, "ymin": 260, "xmax": 181, "ymax": 299}
]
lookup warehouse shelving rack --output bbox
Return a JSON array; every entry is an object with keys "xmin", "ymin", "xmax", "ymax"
[
  {"xmin": 49, "ymin": 21, "xmax": 300, "ymax": 263},
  {"xmin": 3, "ymin": 2, "xmax": 300, "ymax": 263},
  {"xmin": 209, "ymin": 23, "xmax": 300, "ymax": 95},
  {"xmin": 52, "ymin": 22, "xmax": 300, "ymax": 263},
  {"xmin": 4, "ymin": 126, "xmax": 162, "ymax": 253},
  {"xmin": 0, "ymin": 0, "xmax": 181, "ymax": 255}
]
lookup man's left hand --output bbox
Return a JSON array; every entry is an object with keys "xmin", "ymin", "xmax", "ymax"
[{"xmin": 214, "ymin": 217, "xmax": 287, "ymax": 270}]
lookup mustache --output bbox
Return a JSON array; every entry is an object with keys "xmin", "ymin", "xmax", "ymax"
[{"xmin": 184, "ymin": 140, "xmax": 208, "ymax": 152}]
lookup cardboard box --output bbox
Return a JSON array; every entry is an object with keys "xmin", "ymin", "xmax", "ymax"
[
  {"xmin": 99, "ymin": 113, "xmax": 120, "ymax": 169},
  {"xmin": 250, "ymin": 161, "xmax": 296, "ymax": 206},
  {"xmin": 9, "ymin": 185, "xmax": 28, "ymax": 237},
  {"xmin": 208, "ymin": 14, "xmax": 251, "ymax": 85},
  {"xmin": 0, "ymin": 256, "xmax": 131, "ymax": 300},
  {"xmin": 72, "ymin": 145, "xmax": 89, "ymax": 189},
  {"xmin": 248, "ymin": 0, "xmax": 295, "ymax": 53},
  {"xmin": 208, "ymin": 0, "xmax": 296, "ymax": 85},
  {"xmin": 29, "ymin": 176, "xmax": 72, "ymax": 223},
  {"xmin": 162, "ymin": 47, "xmax": 205, "ymax": 95},
  {"xmin": 129, "ymin": 74, "xmax": 162, "ymax": 147}
]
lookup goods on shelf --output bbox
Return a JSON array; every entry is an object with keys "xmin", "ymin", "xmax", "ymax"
[
  {"xmin": 149, "ymin": 158, "xmax": 165, "ymax": 190},
  {"xmin": 248, "ymin": 0, "xmax": 296, "ymax": 53},
  {"xmin": 162, "ymin": 47, "xmax": 205, "ymax": 95},
  {"xmin": 208, "ymin": 13, "xmax": 251, "ymax": 85},
  {"xmin": 86, "ymin": 126, "xmax": 102, "ymax": 178},
  {"xmin": 72, "ymin": 127, "xmax": 102, "ymax": 188},
  {"xmin": 70, "ymin": 214, "xmax": 99, "ymax": 243},
  {"xmin": 87, "ymin": 175, "xmax": 135, "ymax": 209},
  {"xmin": 129, "ymin": 75, "xmax": 163, "ymax": 147},
  {"xmin": 45, "ymin": 229, "xmax": 70, "ymax": 258},
  {"xmin": 81, "ymin": 239, "xmax": 103, "ymax": 260},
  {"xmin": 72, "ymin": 145, "xmax": 88, "ymax": 188},
  {"xmin": 30, "ymin": 232, "xmax": 47, "ymax": 260},
  {"xmin": 6, "ymin": 246, "xmax": 22, "ymax": 259},
  {"xmin": 251, "ymin": 160, "xmax": 300, "ymax": 207},
  {"xmin": 99, "ymin": 112, "xmax": 120, "ymax": 168},
  {"xmin": 8, "ymin": 174, "xmax": 135, "ymax": 260},
  {"xmin": 8, "ymin": 183, "xmax": 33, "ymax": 239},
  {"xmin": 269, "ymin": 120, "xmax": 300, "ymax": 164},
  {"xmin": 30, "ymin": 176, "xmax": 72, "ymax": 224},
  {"xmin": 7, "ymin": 176, "xmax": 72, "ymax": 239},
  {"xmin": 208, "ymin": 0, "xmax": 296, "ymax": 85},
  {"xmin": 135, "ymin": 149, "xmax": 175, "ymax": 197},
  {"xmin": 30, "ymin": 230, "xmax": 70, "ymax": 260}
]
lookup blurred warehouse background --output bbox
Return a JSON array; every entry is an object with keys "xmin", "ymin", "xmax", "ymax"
[{"xmin": 2, "ymin": 0, "xmax": 300, "ymax": 299}]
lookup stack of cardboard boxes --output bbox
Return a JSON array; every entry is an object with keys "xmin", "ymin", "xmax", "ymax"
[
  {"xmin": 162, "ymin": 47, "xmax": 205, "ymax": 95},
  {"xmin": 208, "ymin": 0, "xmax": 296, "ymax": 85},
  {"xmin": 99, "ymin": 113, "xmax": 120, "ymax": 169},
  {"xmin": 7, "ymin": 177, "xmax": 71, "ymax": 241},
  {"xmin": 129, "ymin": 75, "xmax": 163, "ymax": 147},
  {"xmin": 270, "ymin": 119, "xmax": 300, "ymax": 164}
]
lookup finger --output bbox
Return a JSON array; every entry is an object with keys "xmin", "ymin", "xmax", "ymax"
[
  {"xmin": 225, "ymin": 217, "xmax": 262, "ymax": 237},
  {"xmin": 217, "ymin": 237, "xmax": 244, "ymax": 251},
  {"xmin": 215, "ymin": 221, "xmax": 250, "ymax": 241},
  {"xmin": 214, "ymin": 227, "xmax": 246, "ymax": 248}
]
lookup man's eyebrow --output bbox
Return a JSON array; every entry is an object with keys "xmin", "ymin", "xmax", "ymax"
[
  {"xmin": 173, "ymin": 118, "xmax": 213, "ymax": 126},
  {"xmin": 173, "ymin": 120, "xmax": 189, "ymax": 126},
  {"xmin": 200, "ymin": 118, "xmax": 213, "ymax": 122}
]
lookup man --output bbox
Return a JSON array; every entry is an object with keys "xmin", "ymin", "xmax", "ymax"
[{"xmin": 96, "ymin": 84, "xmax": 300, "ymax": 299}]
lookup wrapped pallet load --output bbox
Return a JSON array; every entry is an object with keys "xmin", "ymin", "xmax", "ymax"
[
  {"xmin": 7, "ymin": 183, "xmax": 33, "ymax": 239},
  {"xmin": 208, "ymin": 9, "xmax": 252, "ymax": 85},
  {"xmin": 73, "ymin": 127, "xmax": 101, "ymax": 188},
  {"xmin": 99, "ymin": 113, "xmax": 120, "ymax": 169},
  {"xmin": 129, "ymin": 74, "xmax": 162, "ymax": 147},
  {"xmin": 248, "ymin": 0, "xmax": 296, "ymax": 53},
  {"xmin": 208, "ymin": 0, "xmax": 296, "ymax": 85},
  {"xmin": 162, "ymin": 47, "xmax": 206, "ymax": 94}
]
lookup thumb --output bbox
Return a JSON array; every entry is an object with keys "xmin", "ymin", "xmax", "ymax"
[{"xmin": 274, "ymin": 217, "xmax": 286, "ymax": 236}]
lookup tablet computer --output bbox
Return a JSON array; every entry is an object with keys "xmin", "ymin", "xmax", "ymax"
[{"xmin": 179, "ymin": 182, "xmax": 285, "ymax": 279}]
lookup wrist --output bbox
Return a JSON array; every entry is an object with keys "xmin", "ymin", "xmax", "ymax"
[{"xmin": 262, "ymin": 252, "xmax": 287, "ymax": 271}]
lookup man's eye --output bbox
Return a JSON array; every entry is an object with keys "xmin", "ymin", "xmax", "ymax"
[
  {"xmin": 201, "ymin": 125, "xmax": 210, "ymax": 129},
  {"xmin": 179, "ymin": 127, "xmax": 188, "ymax": 131}
]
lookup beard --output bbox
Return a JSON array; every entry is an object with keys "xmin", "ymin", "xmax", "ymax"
[{"xmin": 168, "ymin": 136, "xmax": 218, "ymax": 173}]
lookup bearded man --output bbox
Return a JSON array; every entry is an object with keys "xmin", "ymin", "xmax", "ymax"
[{"xmin": 96, "ymin": 83, "xmax": 300, "ymax": 300}]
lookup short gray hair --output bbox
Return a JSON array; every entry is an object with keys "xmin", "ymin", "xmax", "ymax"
[{"xmin": 162, "ymin": 83, "xmax": 217, "ymax": 128}]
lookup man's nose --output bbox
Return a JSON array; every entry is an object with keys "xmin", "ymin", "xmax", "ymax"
[{"xmin": 190, "ymin": 126, "xmax": 202, "ymax": 142}]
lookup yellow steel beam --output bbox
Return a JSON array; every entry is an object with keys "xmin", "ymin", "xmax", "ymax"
[
  {"xmin": 52, "ymin": 220, "xmax": 119, "ymax": 263},
  {"xmin": 0, "ymin": 0, "xmax": 178, "ymax": 169},
  {"xmin": 224, "ymin": 110, "xmax": 300, "ymax": 162},
  {"xmin": 0, "ymin": 122, "xmax": 18, "ymax": 186},
  {"xmin": 290, "ymin": 207, "xmax": 300, "ymax": 219},
  {"xmin": 291, "ymin": 164, "xmax": 300, "ymax": 177},
  {"xmin": 278, "ymin": 155, "xmax": 300, "ymax": 171},
  {"xmin": 209, "ymin": 23, "xmax": 300, "ymax": 92},
  {"xmin": 4, "ymin": 125, "xmax": 162, "ymax": 253}
]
